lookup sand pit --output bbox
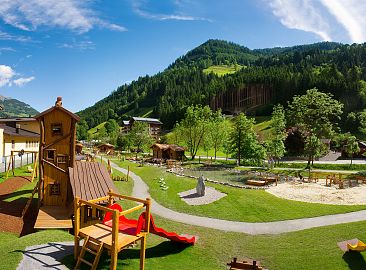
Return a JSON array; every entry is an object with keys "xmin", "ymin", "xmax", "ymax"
[{"xmin": 266, "ymin": 180, "xmax": 366, "ymax": 205}]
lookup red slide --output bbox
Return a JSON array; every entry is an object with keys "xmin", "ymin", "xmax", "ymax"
[{"xmin": 103, "ymin": 204, "xmax": 196, "ymax": 245}]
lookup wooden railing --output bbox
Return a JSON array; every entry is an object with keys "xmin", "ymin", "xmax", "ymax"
[{"xmin": 74, "ymin": 190, "xmax": 151, "ymax": 269}]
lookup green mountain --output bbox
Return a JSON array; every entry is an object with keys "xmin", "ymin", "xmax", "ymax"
[
  {"xmin": 0, "ymin": 95, "xmax": 39, "ymax": 117},
  {"xmin": 78, "ymin": 39, "xmax": 364, "ymax": 130}
]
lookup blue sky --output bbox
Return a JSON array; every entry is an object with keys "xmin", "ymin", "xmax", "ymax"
[{"xmin": 0, "ymin": 0, "xmax": 365, "ymax": 113}]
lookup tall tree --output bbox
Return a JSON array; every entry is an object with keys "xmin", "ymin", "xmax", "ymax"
[
  {"xmin": 342, "ymin": 133, "xmax": 360, "ymax": 166},
  {"xmin": 229, "ymin": 113, "xmax": 266, "ymax": 165},
  {"xmin": 174, "ymin": 105, "xmax": 212, "ymax": 160},
  {"xmin": 76, "ymin": 120, "xmax": 89, "ymax": 141},
  {"xmin": 266, "ymin": 104, "xmax": 286, "ymax": 163},
  {"xmin": 127, "ymin": 122, "xmax": 154, "ymax": 154},
  {"xmin": 208, "ymin": 110, "xmax": 230, "ymax": 160},
  {"xmin": 287, "ymin": 88, "xmax": 343, "ymax": 165}
]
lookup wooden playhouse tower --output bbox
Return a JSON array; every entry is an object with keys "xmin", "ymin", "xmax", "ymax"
[{"xmin": 34, "ymin": 97, "xmax": 79, "ymax": 228}]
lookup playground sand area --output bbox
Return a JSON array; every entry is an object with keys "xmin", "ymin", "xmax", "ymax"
[
  {"xmin": 267, "ymin": 180, "xmax": 366, "ymax": 205},
  {"xmin": 178, "ymin": 187, "xmax": 227, "ymax": 205}
]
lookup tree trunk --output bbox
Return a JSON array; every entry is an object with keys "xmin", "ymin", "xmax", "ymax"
[{"xmin": 214, "ymin": 148, "xmax": 217, "ymax": 161}]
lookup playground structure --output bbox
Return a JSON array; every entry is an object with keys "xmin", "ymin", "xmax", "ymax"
[
  {"xmin": 34, "ymin": 98, "xmax": 117, "ymax": 229},
  {"xmin": 5, "ymin": 150, "xmax": 39, "ymax": 182},
  {"xmin": 103, "ymin": 203, "xmax": 196, "ymax": 245},
  {"xmin": 338, "ymin": 239, "xmax": 366, "ymax": 252},
  {"xmin": 227, "ymin": 258, "xmax": 268, "ymax": 270},
  {"xmin": 74, "ymin": 192, "xmax": 151, "ymax": 270}
]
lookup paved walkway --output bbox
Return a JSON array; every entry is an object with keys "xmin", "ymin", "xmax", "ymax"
[
  {"xmin": 110, "ymin": 161, "xmax": 366, "ymax": 235},
  {"xmin": 17, "ymin": 242, "xmax": 73, "ymax": 270}
]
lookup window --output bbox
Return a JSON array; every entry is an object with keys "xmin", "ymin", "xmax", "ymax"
[
  {"xmin": 51, "ymin": 123, "xmax": 63, "ymax": 136},
  {"xmin": 57, "ymin": 154, "xmax": 68, "ymax": 164},
  {"xmin": 11, "ymin": 140, "xmax": 15, "ymax": 149},
  {"xmin": 46, "ymin": 149, "xmax": 56, "ymax": 161},
  {"xmin": 49, "ymin": 182, "xmax": 61, "ymax": 196}
]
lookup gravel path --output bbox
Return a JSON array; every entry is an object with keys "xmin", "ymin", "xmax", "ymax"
[
  {"xmin": 110, "ymin": 160, "xmax": 366, "ymax": 235},
  {"xmin": 17, "ymin": 242, "xmax": 73, "ymax": 270}
]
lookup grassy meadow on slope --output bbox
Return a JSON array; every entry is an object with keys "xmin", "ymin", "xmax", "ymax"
[{"xmin": 203, "ymin": 64, "xmax": 244, "ymax": 76}]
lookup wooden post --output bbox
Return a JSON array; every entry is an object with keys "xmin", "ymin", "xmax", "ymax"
[
  {"xmin": 110, "ymin": 209, "xmax": 119, "ymax": 270},
  {"xmin": 127, "ymin": 165, "xmax": 130, "ymax": 181},
  {"xmin": 31, "ymin": 152, "xmax": 39, "ymax": 183},
  {"xmin": 140, "ymin": 198, "xmax": 151, "ymax": 270},
  {"xmin": 12, "ymin": 152, "xmax": 15, "ymax": 176},
  {"xmin": 5, "ymin": 154, "xmax": 12, "ymax": 179},
  {"xmin": 108, "ymin": 189, "xmax": 114, "ymax": 206},
  {"xmin": 74, "ymin": 197, "xmax": 80, "ymax": 260}
]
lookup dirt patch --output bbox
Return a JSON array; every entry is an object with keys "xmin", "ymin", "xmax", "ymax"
[
  {"xmin": 0, "ymin": 176, "xmax": 37, "ymax": 235},
  {"xmin": 267, "ymin": 180, "xmax": 366, "ymax": 205}
]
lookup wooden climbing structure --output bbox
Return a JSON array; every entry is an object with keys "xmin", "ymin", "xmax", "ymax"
[
  {"xmin": 74, "ymin": 191, "xmax": 151, "ymax": 270},
  {"xmin": 34, "ymin": 97, "xmax": 117, "ymax": 229}
]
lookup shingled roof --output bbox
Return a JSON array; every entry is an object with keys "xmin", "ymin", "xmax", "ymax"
[
  {"xmin": 69, "ymin": 161, "xmax": 117, "ymax": 201},
  {"xmin": 0, "ymin": 124, "xmax": 40, "ymax": 138}
]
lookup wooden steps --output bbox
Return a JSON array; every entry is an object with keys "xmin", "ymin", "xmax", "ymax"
[
  {"xmin": 75, "ymin": 236, "xmax": 104, "ymax": 270},
  {"xmin": 34, "ymin": 206, "xmax": 73, "ymax": 229}
]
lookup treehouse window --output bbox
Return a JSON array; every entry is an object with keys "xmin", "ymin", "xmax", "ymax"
[
  {"xmin": 51, "ymin": 123, "xmax": 63, "ymax": 136},
  {"xmin": 46, "ymin": 149, "xmax": 56, "ymax": 161},
  {"xmin": 49, "ymin": 182, "xmax": 60, "ymax": 196},
  {"xmin": 57, "ymin": 154, "xmax": 67, "ymax": 164}
]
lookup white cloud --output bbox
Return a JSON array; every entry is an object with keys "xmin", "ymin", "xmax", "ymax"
[
  {"xmin": 0, "ymin": 31, "xmax": 31, "ymax": 42},
  {"xmin": 0, "ymin": 65, "xmax": 34, "ymax": 87},
  {"xmin": 267, "ymin": 0, "xmax": 332, "ymax": 41},
  {"xmin": 0, "ymin": 0, "xmax": 126, "ymax": 33},
  {"xmin": 13, "ymin": 76, "xmax": 35, "ymax": 86},
  {"xmin": 319, "ymin": 0, "xmax": 366, "ymax": 43},
  {"xmin": 132, "ymin": 0, "xmax": 211, "ymax": 22},
  {"xmin": 0, "ymin": 65, "xmax": 15, "ymax": 87},
  {"xmin": 58, "ymin": 40, "xmax": 95, "ymax": 50}
]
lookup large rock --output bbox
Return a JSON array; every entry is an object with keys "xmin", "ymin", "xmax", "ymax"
[{"xmin": 196, "ymin": 175, "xmax": 206, "ymax": 196}]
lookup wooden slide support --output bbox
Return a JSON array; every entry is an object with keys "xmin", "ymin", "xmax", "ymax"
[{"xmin": 74, "ymin": 191, "xmax": 151, "ymax": 270}]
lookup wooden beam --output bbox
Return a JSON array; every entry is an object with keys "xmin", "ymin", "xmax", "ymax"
[
  {"xmin": 119, "ymin": 204, "xmax": 144, "ymax": 217},
  {"xmin": 74, "ymin": 197, "xmax": 80, "ymax": 259},
  {"xmin": 108, "ymin": 192, "xmax": 149, "ymax": 204},
  {"xmin": 111, "ymin": 210, "xmax": 119, "ymax": 270},
  {"xmin": 43, "ymin": 132, "xmax": 71, "ymax": 150},
  {"xmin": 42, "ymin": 159, "xmax": 67, "ymax": 174}
]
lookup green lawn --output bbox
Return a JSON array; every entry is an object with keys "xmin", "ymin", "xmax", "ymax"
[
  {"xmin": 0, "ymin": 160, "xmax": 365, "ymax": 269},
  {"xmin": 63, "ymin": 218, "xmax": 366, "ymax": 270},
  {"xmin": 203, "ymin": 64, "xmax": 244, "ymax": 76},
  {"xmin": 111, "ymin": 160, "xmax": 366, "ymax": 222},
  {"xmin": 254, "ymin": 116, "xmax": 273, "ymax": 142},
  {"xmin": 0, "ymin": 165, "xmax": 34, "ymax": 184}
]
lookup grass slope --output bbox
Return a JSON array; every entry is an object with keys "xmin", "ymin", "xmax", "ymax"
[
  {"xmin": 203, "ymin": 64, "xmax": 244, "ymax": 76},
  {"xmin": 112, "ymin": 160, "xmax": 366, "ymax": 222}
]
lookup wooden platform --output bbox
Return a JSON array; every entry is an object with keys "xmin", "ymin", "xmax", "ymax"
[
  {"xmin": 79, "ymin": 223, "xmax": 143, "ymax": 251},
  {"xmin": 34, "ymin": 206, "xmax": 73, "ymax": 229}
]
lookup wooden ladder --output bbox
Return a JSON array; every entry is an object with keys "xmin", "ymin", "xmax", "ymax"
[{"xmin": 75, "ymin": 236, "xmax": 104, "ymax": 270}]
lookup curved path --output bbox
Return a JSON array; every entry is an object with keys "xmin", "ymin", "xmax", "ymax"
[{"xmin": 110, "ymin": 161, "xmax": 366, "ymax": 235}]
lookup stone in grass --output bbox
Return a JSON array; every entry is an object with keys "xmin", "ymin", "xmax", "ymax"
[{"xmin": 196, "ymin": 175, "xmax": 206, "ymax": 196}]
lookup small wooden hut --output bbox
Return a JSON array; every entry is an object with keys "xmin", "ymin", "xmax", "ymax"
[
  {"xmin": 98, "ymin": 143, "xmax": 114, "ymax": 154},
  {"xmin": 151, "ymin": 143, "xmax": 185, "ymax": 161},
  {"xmin": 75, "ymin": 142, "xmax": 83, "ymax": 154}
]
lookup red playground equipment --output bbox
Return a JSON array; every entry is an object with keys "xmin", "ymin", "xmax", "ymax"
[{"xmin": 103, "ymin": 204, "xmax": 196, "ymax": 245}]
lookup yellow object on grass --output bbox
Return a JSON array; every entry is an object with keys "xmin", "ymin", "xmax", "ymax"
[{"xmin": 347, "ymin": 240, "xmax": 366, "ymax": 252}]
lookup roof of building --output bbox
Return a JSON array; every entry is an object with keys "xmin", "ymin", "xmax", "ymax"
[
  {"xmin": 151, "ymin": 143, "xmax": 184, "ymax": 151},
  {"xmin": 0, "ymin": 124, "xmax": 40, "ymax": 138},
  {"xmin": 69, "ymin": 161, "xmax": 117, "ymax": 201},
  {"xmin": 98, "ymin": 143, "xmax": 114, "ymax": 148},
  {"xmin": 35, "ymin": 102, "xmax": 80, "ymax": 122},
  {"xmin": 0, "ymin": 117, "xmax": 37, "ymax": 123},
  {"xmin": 131, "ymin": 117, "xmax": 162, "ymax": 125}
]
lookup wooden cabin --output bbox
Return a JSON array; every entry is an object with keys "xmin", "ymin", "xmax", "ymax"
[
  {"xmin": 75, "ymin": 142, "xmax": 83, "ymax": 154},
  {"xmin": 98, "ymin": 143, "xmax": 114, "ymax": 154},
  {"xmin": 151, "ymin": 143, "xmax": 185, "ymax": 161},
  {"xmin": 34, "ymin": 97, "xmax": 117, "ymax": 229}
]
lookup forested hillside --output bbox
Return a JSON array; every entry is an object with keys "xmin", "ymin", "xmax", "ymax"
[
  {"xmin": 78, "ymin": 39, "xmax": 366, "ymax": 131},
  {"xmin": 0, "ymin": 95, "xmax": 38, "ymax": 117}
]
